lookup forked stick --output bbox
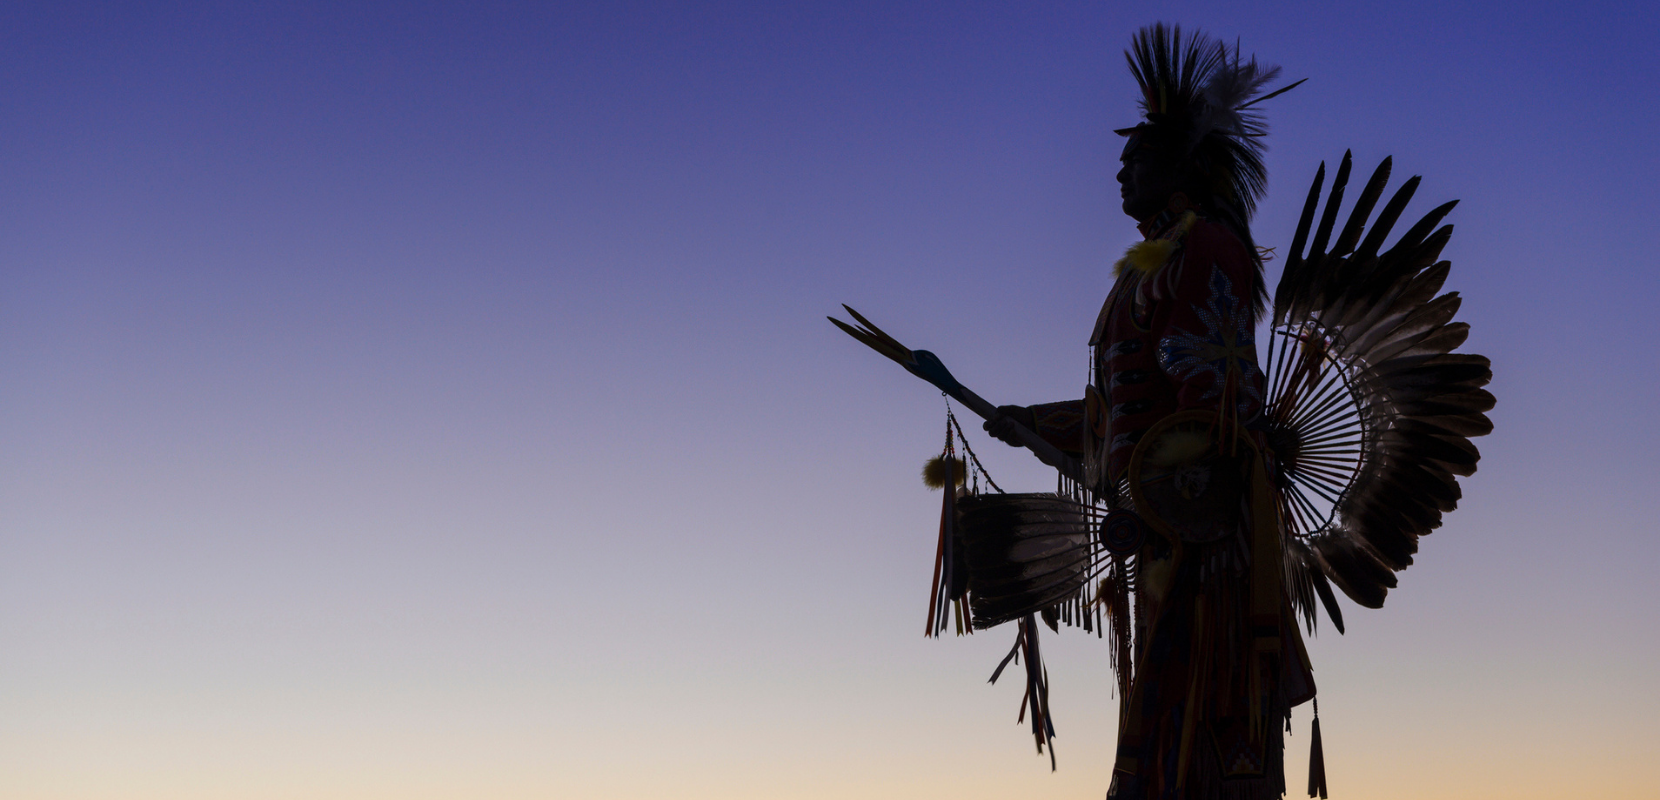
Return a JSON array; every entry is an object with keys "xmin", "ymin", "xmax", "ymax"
[{"xmin": 830, "ymin": 305, "xmax": 1081, "ymax": 480}]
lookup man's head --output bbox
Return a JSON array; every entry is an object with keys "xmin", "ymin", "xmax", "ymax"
[
  {"xmin": 1114, "ymin": 24, "xmax": 1296, "ymax": 229},
  {"xmin": 1116, "ymin": 130, "xmax": 1192, "ymax": 222}
]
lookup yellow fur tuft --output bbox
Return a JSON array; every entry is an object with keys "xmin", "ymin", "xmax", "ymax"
[
  {"xmin": 1114, "ymin": 239, "xmax": 1178, "ymax": 277},
  {"xmin": 922, "ymin": 456, "xmax": 967, "ymax": 490},
  {"xmin": 1113, "ymin": 211, "xmax": 1197, "ymax": 278}
]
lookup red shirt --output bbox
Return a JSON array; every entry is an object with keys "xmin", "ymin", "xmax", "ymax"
[{"xmin": 1030, "ymin": 215, "xmax": 1265, "ymax": 480}]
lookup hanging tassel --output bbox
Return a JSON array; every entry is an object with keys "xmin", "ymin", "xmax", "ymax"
[
  {"xmin": 923, "ymin": 406, "xmax": 967, "ymax": 637},
  {"xmin": 1098, "ymin": 559, "xmax": 1134, "ymax": 698},
  {"xmin": 1307, "ymin": 698, "xmax": 1328, "ymax": 799},
  {"xmin": 1019, "ymin": 616, "xmax": 1058, "ymax": 770},
  {"xmin": 987, "ymin": 619, "xmax": 1057, "ymax": 770},
  {"xmin": 924, "ymin": 473, "xmax": 960, "ymax": 637},
  {"xmin": 923, "ymin": 402, "xmax": 998, "ymax": 637}
]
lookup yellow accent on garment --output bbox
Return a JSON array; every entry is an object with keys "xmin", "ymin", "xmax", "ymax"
[
  {"xmin": 1145, "ymin": 429, "xmax": 1211, "ymax": 467},
  {"xmin": 1113, "ymin": 210, "xmax": 1197, "ymax": 278}
]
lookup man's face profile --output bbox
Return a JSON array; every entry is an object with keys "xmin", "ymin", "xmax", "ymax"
[{"xmin": 1116, "ymin": 137, "xmax": 1179, "ymax": 222}]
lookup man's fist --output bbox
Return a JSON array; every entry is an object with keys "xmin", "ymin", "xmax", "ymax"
[{"xmin": 982, "ymin": 405, "xmax": 1036, "ymax": 447}]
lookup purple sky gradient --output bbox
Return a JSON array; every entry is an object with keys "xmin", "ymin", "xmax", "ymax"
[{"xmin": 2, "ymin": 3, "xmax": 1656, "ymax": 798}]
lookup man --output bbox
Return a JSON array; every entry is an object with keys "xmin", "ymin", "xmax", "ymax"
[{"xmin": 984, "ymin": 25, "xmax": 1313, "ymax": 800}]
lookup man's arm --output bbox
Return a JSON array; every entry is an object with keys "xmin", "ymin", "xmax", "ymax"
[{"xmin": 984, "ymin": 400, "xmax": 1087, "ymax": 455}]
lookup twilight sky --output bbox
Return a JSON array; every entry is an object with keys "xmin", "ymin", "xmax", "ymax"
[{"xmin": 2, "ymin": 3, "xmax": 1656, "ymax": 799}]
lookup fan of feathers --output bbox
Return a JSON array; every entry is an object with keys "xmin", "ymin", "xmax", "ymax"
[{"xmin": 1265, "ymin": 151, "xmax": 1493, "ymax": 632}]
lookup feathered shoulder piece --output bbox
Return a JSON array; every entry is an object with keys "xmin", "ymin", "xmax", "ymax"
[{"xmin": 1118, "ymin": 23, "xmax": 1304, "ymax": 223}]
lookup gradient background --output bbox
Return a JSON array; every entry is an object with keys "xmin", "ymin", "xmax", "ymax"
[{"xmin": 2, "ymin": 2, "xmax": 1655, "ymax": 799}]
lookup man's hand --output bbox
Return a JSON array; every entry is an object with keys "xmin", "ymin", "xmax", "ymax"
[{"xmin": 983, "ymin": 405, "xmax": 1036, "ymax": 447}]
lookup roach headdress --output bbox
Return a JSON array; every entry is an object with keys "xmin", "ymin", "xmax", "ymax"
[{"xmin": 1116, "ymin": 24, "xmax": 1304, "ymax": 230}]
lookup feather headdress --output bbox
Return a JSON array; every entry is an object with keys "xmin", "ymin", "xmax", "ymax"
[{"xmin": 1117, "ymin": 24, "xmax": 1304, "ymax": 225}]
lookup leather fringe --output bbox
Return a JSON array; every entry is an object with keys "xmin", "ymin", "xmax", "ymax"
[{"xmin": 1307, "ymin": 700, "xmax": 1328, "ymax": 799}]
